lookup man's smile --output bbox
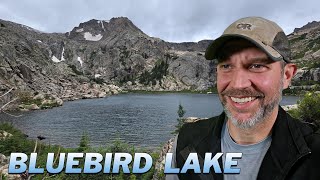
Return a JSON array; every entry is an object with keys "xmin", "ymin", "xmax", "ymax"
[
  {"xmin": 226, "ymin": 96, "xmax": 261, "ymax": 111},
  {"xmin": 230, "ymin": 96, "xmax": 257, "ymax": 104}
]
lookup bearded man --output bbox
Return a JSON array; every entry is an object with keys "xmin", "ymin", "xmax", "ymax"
[{"xmin": 166, "ymin": 17, "xmax": 320, "ymax": 180}]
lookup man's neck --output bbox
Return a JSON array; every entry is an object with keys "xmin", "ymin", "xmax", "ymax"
[{"xmin": 227, "ymin": 107, "xmax": 279, "ymax": 145}]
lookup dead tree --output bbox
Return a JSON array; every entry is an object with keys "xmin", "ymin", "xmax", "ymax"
[{"xmin": 0, "ymin": 87, "xmax": 21, "ymax": 117}]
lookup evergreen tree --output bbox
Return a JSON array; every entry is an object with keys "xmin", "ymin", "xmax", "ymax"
[
  {"xmin": 173, "ymin": 103, "xmax": 186, "ymax": 134},
  {"xmin": 78, "ymin": 132, "xmax": 90, "ymax": 152}
]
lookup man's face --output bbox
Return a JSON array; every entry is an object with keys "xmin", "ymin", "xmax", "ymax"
[{"xmin": 217, "ymin": 45, "xmax": 284, "ymax": 129}]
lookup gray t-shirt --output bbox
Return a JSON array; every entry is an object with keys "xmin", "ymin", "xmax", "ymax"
[
  {"xmin": 221, "ymin": 120, "xmax": 272, "ymax": 180},
  {"xmin": 166, "ymin": 120, "xmax": 272, "ymax": 180}
]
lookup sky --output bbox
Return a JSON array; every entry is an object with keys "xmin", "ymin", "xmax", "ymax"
[{"xmin": 1, "ymin": 0, "xmax": 320, "ymax": 42}]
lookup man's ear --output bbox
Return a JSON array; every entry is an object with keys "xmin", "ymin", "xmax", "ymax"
[{"xmin": 283, "ymin": 63, "xmax": 297, "ymax": 89}]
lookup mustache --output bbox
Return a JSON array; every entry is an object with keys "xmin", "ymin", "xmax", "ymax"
[{"xmin": 221, "ymin": 88, "xmax": 264, "ymax": 97}]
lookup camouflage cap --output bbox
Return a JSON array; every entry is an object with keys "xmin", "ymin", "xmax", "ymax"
[{"xmin": 205, "ymin": 17, "xmax": 291, "ymax": 62}]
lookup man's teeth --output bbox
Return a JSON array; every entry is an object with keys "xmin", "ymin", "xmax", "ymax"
[{"xmin": 230, "ymin": 97, "xmax": 256, "ymax": 103}]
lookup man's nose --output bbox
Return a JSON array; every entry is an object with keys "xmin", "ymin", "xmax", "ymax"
[{"xmin": 229, "ymin": 69, "xmax": 252, "ymax": 89}]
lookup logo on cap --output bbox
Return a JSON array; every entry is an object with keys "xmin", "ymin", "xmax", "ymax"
[{"xmin": 236, "ymin": 23, "xmax": 252, "ymax": 30}]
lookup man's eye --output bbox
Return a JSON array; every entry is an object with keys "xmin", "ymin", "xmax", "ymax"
[
  {"xmin": 250, "ymin": 64, "xmax": 264, "ymax": 69},
  {"xmin": 220, "ymin": 64, "xmax": 231, "ymax": 69},
  {"xmin": 249, "ymin": 64, "xmax": 268, "ymax": 72}
]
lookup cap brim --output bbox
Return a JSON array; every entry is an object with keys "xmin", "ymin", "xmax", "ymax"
[{"xmin": 205, "ymin": 34, "xmax": 283, "ymax": 61}]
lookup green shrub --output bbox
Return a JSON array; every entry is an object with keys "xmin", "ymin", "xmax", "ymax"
[
  {"xmin": 108, "ymin": 138, "xmax": 131, "ymax": 153},
  {"xmin": 1, "ymin": 174, "xmax": 7, "ymax": 180},
  {"xmin": 0, "ymin": 125, "xmax": 162, "ymax": 179},
  {"xmin": 289, "ymin": 33, "xmax": 307, "ymax": 44},
  {"xmin": 77, "ymin": 132, "xmax": 90, "ymax": 152},
  {"xmin": 0, "ymin": 123, "xmax": 35, "ymax": 155},
  {"xmin": 15, "ymin": 91, "xmax": 42, "ymax": 105},
  {"xmin": 292, "ymin": 92, "xmax": 320, "ymax": 124}
]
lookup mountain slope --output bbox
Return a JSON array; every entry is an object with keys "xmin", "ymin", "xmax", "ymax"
[
  {"xmin": 0, "ymin": 17, "xmax": 216, "ymax": 109},
  {"xmin": 288, "ymin": 21, "xmax": 320, "ymax": 86}
]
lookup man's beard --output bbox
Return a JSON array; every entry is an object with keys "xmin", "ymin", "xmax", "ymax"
[{"xmin": 220, "ymin": 80, "xmax": 283, "ymax": 129}]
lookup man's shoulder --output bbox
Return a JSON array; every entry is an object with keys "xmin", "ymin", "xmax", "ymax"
[
  {"xmin": 177, "ymin": 114, "xmax": 223, "ymax": 147},
  {"xmin": 304, "ymin": 123, "xmax": 320, "ymax": 151},
  {"xmin": 180, "ymin": 115, "xmax": 220, "ymax": 134},
  {"xmin": 289, "ymin": 115, "xmax": 320, "ymax": 151},
  {"xmin": 295, "ymin": 120, "xmax": 320, "ymax": 165}
]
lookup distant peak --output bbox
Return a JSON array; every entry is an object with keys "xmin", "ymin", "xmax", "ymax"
[
  {"xmin": 68, "ymin": 16, "xmax": 146, "ymax": 41},
  {"xmin": 294, "ymin": 20, "xmax": 320, "ymax": 33},
  {"xmin": 75, "ymin": 17, "xmax": 137, "ymax": 30},
  {"xmin": 106, "ymin": 16, "xmax": 145, "ymax": 34},
  {"xmin": 110, "ymin": 16, "xmax": 131, "ymax": 22},
  {"xmin": 108, "ymin": 17, "xmax": 136, "ymax": 27}
]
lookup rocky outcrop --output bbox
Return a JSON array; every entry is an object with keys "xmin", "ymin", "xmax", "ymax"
[
  {"xmin": 288, "ymin": 21, "xmax": 320, "ymax": 90},
  {"xmin": 167, "ymin": 51, "xmax": 215, "ymax": 90},
  {"xmin": 0, "ymin": 154, "xmax": 21, "ymax": 180},
  {"xmin": 293, "ymin": 68, "xmax": 320, "ymax": 82},
  {"xmin": 168, "ymin": 40, "xmax": 212, "ymax": 52},
  {"xmin": 294, "ymin": 21, "xmax": 320, "ymax": 34},
  {"xmin": 153, "ymin": 138, "xmax": 174, "ymax": 180}
]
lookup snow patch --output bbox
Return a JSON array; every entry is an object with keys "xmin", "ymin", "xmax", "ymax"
[
  {"xmin": 61, "ymin": 47, "xmax": 65, "ymax": 61},
  {"xmin": 51, "ymin": 46, "xmax": 66, "ymax": 63},
  {"xmin": 52, "ymin": 55, "xmax": 61, "ymax": 63},
  {"xmin": 77, "ymin": 56, "xmax": 83, "ymax": 67},
  {"xmin": 95, "ymin": 74, "xmax": 102, "ymax": 78},
  {"xmin": 97, "ymin": 20, "xmax": 105, "ymax": 31},
  {"xmin": 76, "ymin": 28, "xmax": 84, "ymax": 32},
  {"xmin": 101, "ymin": 21, "xmax": 105, "ymax": 31},
  {"xmin": 83, "ymin": 32, "xmax": 103, "ymax": 41}
]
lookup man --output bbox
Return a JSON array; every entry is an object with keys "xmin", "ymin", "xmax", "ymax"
[{"xmin": 167, "ymin": 17, "xmax": 320, "ymax": 180}]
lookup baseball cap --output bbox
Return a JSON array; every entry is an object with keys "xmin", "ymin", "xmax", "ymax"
[{"xmin": 205, "ymin": 17, "xmax": 291, "ymax": 62}]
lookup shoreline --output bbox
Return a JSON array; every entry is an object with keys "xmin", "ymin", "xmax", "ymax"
[{"xmin": 17, "ymin": 89, "xmax": 303, "ymax": 112}]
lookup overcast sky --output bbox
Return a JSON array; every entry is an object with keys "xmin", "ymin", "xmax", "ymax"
[{"xmin": 1, "ymin": 0, "xmax": 320, "ymax": 42}]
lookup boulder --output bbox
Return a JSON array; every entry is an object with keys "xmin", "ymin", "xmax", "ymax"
[
  {"xmin": 0, "ymin": 131, "xmax": 12, "ymax": 140},
  {"xmin": 281, "ymin": 104, "xmax": 298, "ymax": 111},
  {"xmin": 0, "ymin": 153, "xmax": 8, "ymax": 165},
  {"xmin": 55, "ymin": 97, "xmax": 64, "ymax": 106},
  {"xmin": 33, "ymin": 93, "xmax": 45, "ymax": 100},
  {"xmin": 97, "ymin": 92, "xmax": 107, "ymax": 98},
  {"xmin": 0, "ymin": 164, "xmax": 21, "ymax": 180},
  {"xmin": 82, "ymin": 94, "xmax": 94, "ymax": 99}
]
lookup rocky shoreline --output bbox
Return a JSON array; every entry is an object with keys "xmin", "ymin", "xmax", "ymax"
[{"xmin": 10, "ymin": 83, "xmax": 123, "ymax": 111}]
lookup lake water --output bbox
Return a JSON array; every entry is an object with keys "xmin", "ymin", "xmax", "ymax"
[{"xmin": 0, "ymin": 93, "xmax": 300, "ymax": 149}]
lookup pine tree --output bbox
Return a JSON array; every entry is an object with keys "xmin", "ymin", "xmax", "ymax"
[
  {"xmin": 78, "ymin": 132, "xmax": 90, "ymax": 152},
  {"xmin": 173, "ymin": 103, "xmax": 186, "ymax": 134}
]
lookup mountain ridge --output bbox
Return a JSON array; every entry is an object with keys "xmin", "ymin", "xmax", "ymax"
[
  {"xmin": 0, "ymin": 16, "xmax": 319, "ymax": 110},
  {"xmin": 0, "ymin": 16, "xmax": 215, "ymax": 110}
]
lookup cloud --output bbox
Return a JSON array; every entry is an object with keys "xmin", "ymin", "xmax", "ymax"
[{"xmin": 0, "ymin": 0, "xmax": 320, "ymax": 42}]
